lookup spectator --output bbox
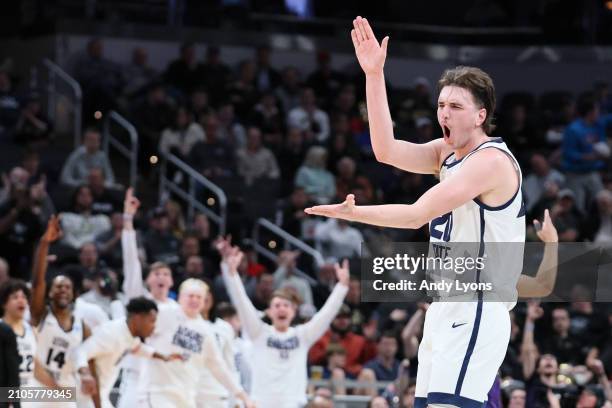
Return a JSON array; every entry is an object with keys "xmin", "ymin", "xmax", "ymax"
[
  {"xmin": 196, "ymin": 46, "xmax": 232, "ymax": 106},
  {"xmin": 496, "ymin": 103, "xmax": 542, "ymax": 160},
  {"xmin": 314, "ymin": 218, "xmax": 364, "ymax": 259},
  {"xmin": 358, "ymin": 332, "xmax": 400, "ymax": 397},
  {"xmin": 14, "ymin": 92, "xmax": 53, "ymax": 146},
  {"xmin": 78, "ymin": 268, "xmax": 125, "ymax": 319},
  {"xmin": 561, "ymin": 92, "xmax": 612, "ymax": 212},
  {"xmin": 272, "ymin": 250, "xmax": 313, "ymax": 306},
  {"xmin": 306, "ymin": 51, "xmax": 345, "ymax": 108},
  {"xmin": 189, "ymin": 114, "xmax": 236, "ymax": 180},
  {"xmin": 159, "ymin": 106, "xmax": 206, "ymax": 158},
  {"xmin": 143, "ymin": 206, "xmax": 180, "ymax": 265},
  {"xmin": 178, "ymin": 255, "xmax": 209, "ymax": 283},
  {"xmin": 192, "ymin": 213, "xmax": 217, "ymax": 262},
  {"xmin": 60, "ymin": 242, "xmax": 102, "ymax": 292},
  {"xmin": 295, "ymin": 146, "xmax": 336, "ymax": 204},
  {"xmin": 60, "ymin": 128, "xmax": 115, "ymax": 188},
  {"xmin": 250, "ymin": 92, "xmax": 284, "ymax": 150},
  {"xmin": 179, "ymin": 232, "xmax": 200, "ymax": 265},
  {"xmin": 164, "ymin": 41, "xmax": 200, "ymax": 95},
  {"xmin": 0, "ymin": 167, "xmax": 46, "ymax": 278},
  {"xmin": 73, "ymin": 38, "xmax": 123, "ymax": 116},
  {"xmin": 228, "ymin": 60, "xmax": 258, "ymax": 119},
  {"xmin": 327, "ymin": 114, "xmax": 361, "ymax": 169},
  {"xmin": 368, "ymin": 396, "xmax": 390, "ymax": 408},
  {"xmin": 94, "ymin": 212, "xmax": 123, "ymax": 269},
  {"xmin": 548, "ymin": 189, "xmax": 582, "ymax": 241},
  {"xmin": 276, "ymin": 66, "xmax": 302, "ymax": 113},
  {"xmin": 122, "ymin": 47, "xmax": 157, "ymax": 98},
  {"xmin": 278, "ymin": 127, "xmax": 308, "ymax": 195},
  {"xmin": 88, "ymin": 168, "xmax": 122, "ymax": 216},
  {"xmin": 523, "ymin": 154, "xmax": 566, "ymax": 214},
  {"xmin": 507, "ymin": 387, "xmax": 526, "ymax": 408},
  {"xmin": 540, "ymin": 307, "xmax": 585, "ymax": 365},
  {"xmin": 254, "ymin": 46, "xmax": 280, "ymax": 92},
  {"xmin": 60, "ymin": 185, "xmax": 111, "ymax": 250},
  {"xmin": 164, "ymin": 199, "xmax": 186, "ymax": 239},
  {"xmin": 250, "ymin": 272, "xmax": 275, "ymax": 311},
  {"xmin": 0, "ymin": 70, "xmax": 19, "ymax": 139},
  {"xmin": 280, "ymin": 187, "xmax": 311, "ymax": 238},
  {"xmin": 189, "ymin": 88, "xmax": 212, "ymax": 124},
  {"xmin": 217, "ymin": 102, "xmax": 247, "ymax": 149},
  {"xmin": 332, "ymin": 84, "xmax": 364, "ymax": 134},
  {"xmin": 309, "ymin": 304, "xmax": 375, "ymax": 377},
  {"xmin": 236, "ymin": 126, "xmax": 280, "ymax": 186},
  {"xmin": 312, "ymin": 262, "xmax": 339, "ymax": 309},
  {"xmin": 130, "ymin": 82, "xmax": 174, "ymax": 169},
  {"xmin": 288, "ymin": 87, "xmax": 330, "ymax": 143},
  {"xmin": 335, "ymin": 157, "xmax": 374, "ymax": 204},
  {"xmin": 584, "ymin": 189, "xmax": 612, "ymax": 243}
]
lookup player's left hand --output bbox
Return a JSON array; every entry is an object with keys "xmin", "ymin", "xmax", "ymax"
[
  {"xmin": 304, "ymin": 194, "xmax": 356, "ymax": 220},
  {"xmin": 533, "ymin": 209, "xmax": 558, "ymax": 243},
  {"xmin": 334, "ymin": 259, "xmax": 350, "ymax": 286},
  {"xmin": 79, "ymin": 371, "xmax": 97, "ymax": 396}
]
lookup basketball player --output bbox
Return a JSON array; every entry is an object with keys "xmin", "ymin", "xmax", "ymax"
[
  {"xmin": 304, "ymin": 17, "xmax": 526, "ymax": 407},
  {"xmin": 116, "ymin": 188, "xmax": 179, "ymax": 408},
  {"xmin": 30, "ymin": 216, "xmax": 96, "ymax": 407},
  {"xmin": 138, "ymin": 278, "xmax": 254, "ymax": 408},
  {"xmin": 0, "ymin": 279, "xmax": 37, "ymax": 406},
  {"xmin": 218, "ymin": 238, "xmax": 349, "ymax": 407},
  {"xmin": 73, "ymin": 297, "xmax": 181, "ymax": 408}
]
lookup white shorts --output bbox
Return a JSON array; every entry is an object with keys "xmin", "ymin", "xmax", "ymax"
[
  {"xmin": 196, "ymin": 395, "xmax": 229, "ymax": 408},
  {"xmin": 415, "ymin": 300, "xmax": 510, "ymax": 408},
  {"xmin": 116, "ymin": 368, "xmax": 138, "ymax": 408}
]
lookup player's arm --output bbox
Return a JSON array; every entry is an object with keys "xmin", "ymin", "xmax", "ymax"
[
  {"xmin": 218, "ymin": 240, "xmax": 265, "ymax": 339},
  {"xmin": 33, "ymin": 357, "xmax": 60, "ymax": 388},
  {"xmin": 305, "ymin": 148, "xmax": 505, "ymax": 229},
  {"xmin": 517, "ymin": 210, "xmax": 559, "ymax": 298},
  {"xmin": 520, "ymin": 301, "xmax": 542, "ymax": 380},
  {"xmin": 121, "ymin": 188, "xmax": 146, "ymax": 299},
  {"xmin": 351, "ymin": 17, "xmax": 445, "ymax": 174},
  {"xmin": 74, "ymin": 323, "xmax": 100, "ymax": 404},
  {"xmin": 30, "ymin": 215, "xmax": 62, "ymax": 327},
  {"xmin": 300, "ymin": 260, "xmax": 349, "ymax": 346},
  {"xmin": 203, "ymin": 334, "xmax": 254, "ymax": 408},
  {"xmin": 401, "ymin": 303, "xmax": 427, "ymax": 360}
]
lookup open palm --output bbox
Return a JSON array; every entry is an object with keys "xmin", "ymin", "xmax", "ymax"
[
  {"xmin": 351, "ymin": 16, "xmax": 389, "ymax": 76},
  {"xmin": 304, "ymin": 194, "xmax": 356, "ymax": 220}
]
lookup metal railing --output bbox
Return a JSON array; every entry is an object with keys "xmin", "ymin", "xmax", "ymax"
[
  {"xmin": 102, "ymin": 111, "xmax": 139, "ymax": 189},
  {"xmin": 40, "ymin": 58, "xmax": 83, "ymax": 147},
  {"xmin": 159, "ymin": 153, "xmax": 227, "ymax": 234},
  {"xmin": 252, "ymin": 218, "xmax": 324, "ymax": 284}
]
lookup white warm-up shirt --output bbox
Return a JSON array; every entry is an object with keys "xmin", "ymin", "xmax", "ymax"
[
  {"xmin": 138, "ymin": 303, "xmax": 242, "ymax": 407},
  {"xmin": 222, "ymin": 263, "xmax": 348, "ymax": 407},
  {"xmin": 73, "ymin": 318, "xmax": 151, "ymax": 408}
]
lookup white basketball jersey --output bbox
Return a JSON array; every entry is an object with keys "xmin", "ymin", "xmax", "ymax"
[
  {"xmin": 429, "ymin": 138, "xmax": 526, "ymax": 308},
  {"xmin": 1, "ymin": 319, "xmax": 36, "ymax": 386},
  {"xmin": 35, "ymin": 308, "xmax": 84, "ymax": 387}
]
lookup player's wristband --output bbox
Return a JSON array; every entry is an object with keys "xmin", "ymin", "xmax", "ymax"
[
  {"xmin": 122, "ymin": 213, "xmax": 134, "ymax": 221},
  {"xmin": 525, "ymin": 321, "xmax": 535, "ymax": 332}
]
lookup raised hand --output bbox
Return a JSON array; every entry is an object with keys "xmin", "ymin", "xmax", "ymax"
[
  {"xmin": 123, "ymin": 187, "xmax": 141, "ymax": 216},
  {"xmin": 335, "ymin": 259, "xmax": 350, "ymax": 286},
  {"xmin": 533, "ymin": 209, "xmax": 558, "ymax": 243},
  {"xmin": 214, "ymin": 235, "xmax": 233, "ymax": 260},
  {"xmin": 42, "ymin": 215, "xmax": 62, "ymax": 243},
  {"xmin": 225, "ymin": 246, "xmax": 244, "ymax": 275},
  {"xmin": 304, "ymin": 194, "xmax": 356, "ymax": 220},
  {"xmin": 351, "ymin": 16, "xmax": 389, "ymax": 76},
  {"xmin": 526, "ymin": 300, "xmax": 544, "ymax": 322}
]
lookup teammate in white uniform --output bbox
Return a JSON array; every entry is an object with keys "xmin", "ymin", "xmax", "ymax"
[
  {"xmin": 29, "ymin": 216, "xmax": 96, "ymax": 408},
  {"xmin": 73, "ymin": 297, "xmax": 181, "ymax": 408},
  {"xmin": 138, "ymin": 278, "xmax": 254, "ymax": 408},
  {"xmin": 115, "ymin": 188, "xmax": 181, "ymax": 408},
  {"xmin": 304, "ymin": 17, "xmax": 530, "ymax": 408},
  {"xmin": 218, "ymin": 238, "xmax": 349, "ymax": 408},
  {"xmin": 0, "ymin": 279, "xmax": 37, "ymax": 407}
]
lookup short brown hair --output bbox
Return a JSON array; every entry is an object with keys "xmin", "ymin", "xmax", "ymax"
[
  {"xmin": 271, "ymin": 287, "xmax": 301, "ymax": 306},
  {"xmin": 438, "ymin": 66, "xmax": 496, "ymax": 134}
]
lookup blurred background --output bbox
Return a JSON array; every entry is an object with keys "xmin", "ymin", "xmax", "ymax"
[{"xmin": 0, "ymin": 1, "xmax": 612, "ymax": 407}]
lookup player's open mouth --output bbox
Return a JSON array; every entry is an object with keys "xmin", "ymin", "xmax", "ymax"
[{"xmin": 443, "ymin": 125, "xmax": 451, "ymax": 139}]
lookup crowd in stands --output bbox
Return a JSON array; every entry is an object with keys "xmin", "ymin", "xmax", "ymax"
[{"xmin": 0, "ymin": 37, "xmax": 612, "ymax": 407}]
